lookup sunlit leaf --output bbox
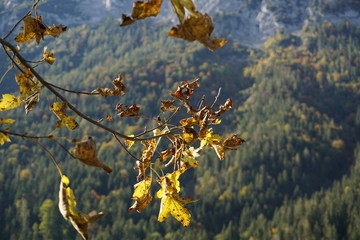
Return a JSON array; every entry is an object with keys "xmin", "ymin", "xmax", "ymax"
[
  {"xmin": 168, "ymin": 13, "xmax": 227, "ymax": 51},
  {"xmin": 70, "ymin": 136, "xmax": 112, "ymax": 174},
  {"xmin": 0, "ymin": 118, "xmax": 15, "ymax": 124},
  {"xmin": 43, "ymin": 46, "xmax": 56, "ymax": 64},
  {"xmin": 120, "ymin": 0, "xmax": 163, "ymax": 26},
  {"xmin": 24, "ymin": 90, "xmax": 41, "ymax": 114},
  {"xmin": 0, "ymin": 132, "xmax": 11, "ymax": 145},
  {"xmin": 0, "ymin": 94, "xmax": 22, "ymax": 111},
  {"xmin": 58, "ymin": 175, "xmax": 105, "ymax": 240},
  {"xmin": 170, "ymin": 0, "xmax": 199, "ymax": 23},
  {"xmin": 14, "ymin": 16, "xmax": 66, "ymax": 44},
  {"xmin": 50, "ymin": 101, "xmax": 79, "ymax": 130},
  {"xmin": 125, "ymin": 134, "xmax": 135, "ymax": 149},
  {"xmin": 129, "ymin": 176, "xmax": 153, "ymax": 213},
  {"xmin": 156, "ymin": 170, "xmax": 195, "ymax": 226}
]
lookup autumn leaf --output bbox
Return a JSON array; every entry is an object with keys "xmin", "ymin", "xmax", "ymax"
[
  {"xmin": 170, "ymin": 0, "xmax": 200, "ymax": 23},
  {"xmin": 135, "ymin": 139, "xmax": 157, "ymax": 181},
  {"xmin": 0, "ymin": 132, "xmax": 11, "ymax": 145},
  {"xmin": 160, "ymin": 100, "xmax": 177, "ymax": 112},
  {"xmin": 179, "ymin": 147, "xmax": 201, "ymax": 171},
  {"xmin": 14, "ymin": 16, "xmax": 66, "ymax": 44},
  {"xmin": 120, "ymin": 0, "xmax": 163, "ymax": 26},
  {"xmin": 58, "ymin": 175, "xmax": 105, "ymax": 240},
  {"xmin": 0, "ymin": 118, "xmax": 15, "ymax": 124},
  {"xmin": 124, "ymin": 134, "xmax": 135, "ymax": 149},
  {"xmin": 115, "ymin": 103, "xmax": 140, "ymax": 117},
  {"xmin": 24, "ymin": 90, "xmax": 41, "ymax": 114},
  {"xmin": 128, "ymin": 176, "xmax": 153, "ymax": 213},
  {"xmin": 156, "ymin": 170, "xmax": 196, "ymax": 226},
  {"xmin": 168, "ymin": 13, "xmax": 227, "ymax": 51},
  {"xmin": 224, "ymin": 134, "xmax": 245, "ymax": 148},
  {"xmin": 0, "ymin": 94, "xmax": 22, "ymax": 111},
  {"xmin": 91, "ymin": 74, "xmax": 126, "ymax": 96},
  {"xmin": 50, "ymin": 101, "xmax": 79, "ymax": 130},
  {"xmin": 43, "ymin": 46, "xmax": 55, "ymax": 64},
  {"xmin": 70, "ymin": 136, "xmax": 112, "ymax": 174}
]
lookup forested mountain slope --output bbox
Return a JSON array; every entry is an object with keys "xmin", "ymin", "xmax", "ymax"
[{"xmin": 0, "ymin": 1, "xmax": 359, "ymax": 240}]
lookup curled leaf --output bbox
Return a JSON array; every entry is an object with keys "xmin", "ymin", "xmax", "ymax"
[
  {"xmin": 58, "ymin": 175, "xmax": 105, "ymax": 240},
  {"xmin": 15, "ymin": 16, "xmax": 66, "ymax": 44},
  {"xmin": 135, "ymin": 139, "xmax": 157, "ymax": 181},
  {"xmin": 115, "ymin": 104, "xmax": 140, "ymax": 117},
  {"xmin": 120, "ymin": 0, "xmax": 163, "ymax": 26},
  {"xmin": 91, "ymin": 74, "xmax": 126, "ymax": 97},
  {"xmin": 50, "ymin": 101, "xmax": 79, "ymax": 130},
  {"xmin": 43, "ymin": 46, "xmax": 56, "ymax": 64},
  {"xmin": 170, "ymin": 0, "xmax": 199, "ymax": 23},
  {"xmin": 0, "ymin": 94, "xmax": 21, "ymax": 111},
  {"xmin": 70, "ymin": 136, "xmax": 112, "ymax": 174},
  {"xmin": 128, "ymin": 176, "xmax": 153, "ymax": 213},
  {"xmin": 160, "ymin": 100, "xmax": 177, "ymax": 112},
  {"xmin": 168, "ymin": 13, "xmax": 227, "ymax": 51}
]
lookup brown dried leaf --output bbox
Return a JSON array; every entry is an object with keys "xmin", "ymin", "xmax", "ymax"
[
  {"xmin": 168, "ymin": 13, "xmax": 227, "ymax": 51},
  {"xmin": 224, "ymin": 134, "xmax": 245, "ymax": 148},
  {"xmin": 92, "ymin": 74, "xmax": 126, "ymax": 97},
  {"xmin": 135, "ymin": 139, "xmax": 157, "ymax": 180},
  {"xmin": 120, "ymin": 0, "xmax": 163, "ymax": 26},
  {"xmin": 170, "ymin": 0, "xmax": 199, "ymax": 23},
  {"xmin": 70, "ymin": 136, "xmax": 112, "ymax": 174},
  {"xmin": 116, "ymin": 104, "xmax": 140, "ymax": 117},
  {"xmin": 160, "ymin": 100, "xmax": 176, "ymax": 112}
]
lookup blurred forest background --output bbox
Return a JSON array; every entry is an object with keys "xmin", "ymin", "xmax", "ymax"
[{"xmin": 0, "ymin": 0, "xmax": 359, "ymax": 239}]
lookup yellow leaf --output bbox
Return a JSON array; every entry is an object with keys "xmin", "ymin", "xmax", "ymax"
[
  {"xmin": 132, "ymin": 176, "xmax": 152, "ymax": 199},
  {"xmin": 14, "ymin": 16, "xmax": 66, "ymax": 44},
  {"xmin": 128, "ymin": 176, "xmax": 153, "ymax": 213},
  {"xmin": 50, "ymin": 101, "xmax": 79, "ymax": 131},
  {"xmin": 120, "ymin": 0, "xmax": 163, "ymax": 26},
  {"xmin": 0, "ymin": 118, "xmax": 15, "ymax": 124},
  {"xmin": 125, "ymin": 134, "xmax": 135, "ymax": 149},
  {"xmin": 0, "ymin": 132, "xmax": 11, "ymax": 145},
  {"xmin": 59, "ymin": 175, "xmax": 104, "ymax": 240},
  {"xmin": 158, "ymin": 195, "xmax": 191, "ymax": 227},
  {"xmin": 168, "ymin": 13, "xmax": 227, "ymax": 51},
  {"xmin": 43, "ymin": 47, "xmax": 56, "ymax": 64},
  {"xmin": 170, "ymin": 0, "xmax": 199, "ymax": 23},
  {"xmin": 0, "ymin": 94, "xmax": 22, "ymax": 111}
]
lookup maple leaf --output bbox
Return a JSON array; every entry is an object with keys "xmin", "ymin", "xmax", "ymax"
[
  {"xmin": 120, "ymin": 0, "xmax": 163, "ymax": 26},
  {"xmin": 128, "ymin": 176, "xmax": 153, "ymax": 213},
  {"xmin": 14, "ymin": 16, "xmax": 66, "ymax": 44},
  {"xmin": 58, "ymin": 175, "xmax": 105, "ymax": 240},
  {"xmin": 155, "ymin": 170, "xmax": 196, "ymax": 226},
  {"xmin": 0, "ymin": 94, "xmax": 22, "ymax": 111},
  {"xmin": 91, "ymin": 74, "xmax": 126, "ymax": 97},
  {"xmin": 168, "ymin": 13, "xmax": 227, "ymax": 51},
  {"xmin": 50, "ymin": 101, "xmax": 79, "ymax": 130},
  {"xmin": 70, "ymin": 136, "xmax": 112, "ymax": 174}
]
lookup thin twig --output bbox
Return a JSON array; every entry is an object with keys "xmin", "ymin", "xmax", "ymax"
[
  {"xmin": 47, "ymin": 82, "xmax": 98, "ymax": 95},
  {"xmin": 30, "ymin": 138, "xmax": 63, "ymax": 177},
  {"xmin": 0, "ymin": 37, "xmax": 136, "ymax": 140},
  {"xmin": 210, "ymin": 87, "xmax": 222, "ymax": 109},
  {"xmin": 134, "ymin": 107, "xmax": 181, "ymax": 138},
  {"xmin": 0, "ymin": 65, "xmax": 13, "ymax": 85},
  {"xmin": 0, "ymin": 130, "xmax": 54, "ymax": 139},
  {"xmin": 113, "ymin": 133, "xmax": 139, "ymax": 161},
  {"xmin": 1, "ymin": 44, "xmax": 23, "ymax": 72}
]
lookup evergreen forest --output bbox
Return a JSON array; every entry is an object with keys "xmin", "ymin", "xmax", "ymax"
[{"xmin": 0, "ymin": 3, "xmax": 359, "ymax": 240}]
